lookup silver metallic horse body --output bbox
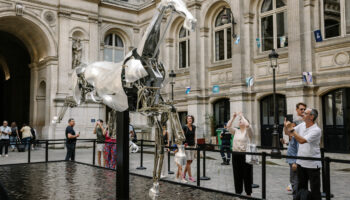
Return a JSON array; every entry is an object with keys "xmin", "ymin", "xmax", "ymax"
[{"xmin": 54, "ymin": 0, "xmax": 196, "ymax": 198}]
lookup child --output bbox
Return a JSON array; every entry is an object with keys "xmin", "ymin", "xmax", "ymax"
[{"xmin": 173, "ymin": 144, "xmax": 187, "ymax": 183}]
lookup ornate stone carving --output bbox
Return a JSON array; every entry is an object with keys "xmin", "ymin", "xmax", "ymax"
[
  {"xmin": 72, "ymin": 38, "xmax": 83, "ymax": 68},
  {"xmin": 15, "ymin": 3, "xmax": 24, "ymax": 16},
  {"xmin": 334, "ymin": 52, "xmax": 349, "ymax": 66},
  {"xmin": 44, "ymin": 11, "xmax": 56, "ymax": 24}
]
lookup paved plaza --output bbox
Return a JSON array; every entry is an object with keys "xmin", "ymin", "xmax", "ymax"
[{"xmin": 1, "ymin": 146, "xmax": 350, "ymax": 200}]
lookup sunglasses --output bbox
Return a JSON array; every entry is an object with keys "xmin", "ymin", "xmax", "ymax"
[{"xmin": 299, "ymin": 108, "xmax": 306, "ymax": 111}]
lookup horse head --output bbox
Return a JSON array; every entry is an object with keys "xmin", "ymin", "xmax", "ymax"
[{"xmin": 161, "ymin": 0, "xmax": 197, "ymax": 31}]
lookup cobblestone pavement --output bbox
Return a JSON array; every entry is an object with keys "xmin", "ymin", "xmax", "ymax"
[{"xmin": 1, "ymin": 147, "xmax": 349, "ymax": 200}]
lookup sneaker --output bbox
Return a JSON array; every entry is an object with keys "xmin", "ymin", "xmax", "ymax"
[
  {"xmin": 5, "ymin": 154, "xmax": 8, "ymax": 157},
  {"xmin": 226, "ymin": 160, "xmax": 231, "ymax": 165},
  {"xmin": 188, "ymin": 177, "xmax": 196, "ymax": 182},
  {"xmin": 161, "ymin": 175, "xmax": 166, "ymax": 179},
  {"xmin": 180, "ymin": 178, "xmax": 187, "ymax": 183},
  {"xmin": 182, "ymin": 174, "xmax": 186, "ymax": 180}
]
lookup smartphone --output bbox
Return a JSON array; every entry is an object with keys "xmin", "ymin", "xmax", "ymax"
[{"xmin": 286, "ymin": 114, "xmax": 293, "ymax": 123}]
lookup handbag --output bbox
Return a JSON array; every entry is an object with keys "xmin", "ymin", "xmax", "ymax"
[{"xmin": 246, "ymin": 137, "xmax": 259, "ymax": 165}]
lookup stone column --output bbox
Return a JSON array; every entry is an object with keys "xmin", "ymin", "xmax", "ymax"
[
  {"xmin": 57, "ymin": 10, "xmax": 71, "ymax": 96},
  {"xmin": 186, "ymin": 2, "xmax": 209, "ymax": 139}
]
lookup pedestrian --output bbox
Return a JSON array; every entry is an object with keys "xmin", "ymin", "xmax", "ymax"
[
  {"xmin": 103, "ymin": 126, "xmax": 117, "ymax": 169},
  {"xmin": 10, "ymin": 122, "xmax": 19, "ymax": 151},
  {"xmin": 20, "ymin": 123, "xmax": 32, "ymax": 151},
  {"xmin": 161, "ymin": 125, "xmax": 170, "ymax": 178},
  {"xmin": 30, "ymin": 125, "xmax": 37, "ymax": 150},
  {"xmin": 227, "ymin": 112, "xmax": 253, "ymax": 197},
  {"xmin": 0, "ymin": 121, "xmax": 11, "ymax": 157},
  {"xmin": 283, "ymin": 102, "xmax": 306, "ymax": 198},
  {"xmin": 94, "ymin": 119, "xmax": 105, "ymax": 167},
  {"xmin": 220, "ymin": 123, "xmax": 232, "ymax": 165},
  {"xmin": 129, "ymin": 122, "xmax": 137, "ymax": 143},
  {"xmin": 182, "ymin": 115, "xmax": 196, "ymax": 182},
  {"xmin": 65, "ymin": 118, "xmax": 79, "ymax": 161},
  {"xmin": 285, "ymin": 108, "xmax": 322, "ymax": 200}
]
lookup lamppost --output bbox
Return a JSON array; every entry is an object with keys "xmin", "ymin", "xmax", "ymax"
[
  {"xmin": 269, "ymin": 49, "xmax": 281, "ymax": 157},
  {"xmin": 169, "ymin": 70, "xmax": 176, "ymax": 101},
  {"xmin": 220, "ymin": 7, "xmax": 237, "ymax": 38},
  {"xmin": 167, "ymin": 70, "xmax": 176, "ymax": 175}
]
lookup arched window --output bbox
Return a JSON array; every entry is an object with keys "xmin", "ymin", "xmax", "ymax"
[
  {"xmin": 178, "ymin": 26, "xmax": 190, "ymax": 68},
  {"xmin": 322, "ymin": 88, "xmax": 350, "ymax": 152},
  {"xmin": 259, "ymin": 0, "xmax": 287, "ymax": 52},
  {"xmin": 214, "ymin": 10, "xmax": 232, "ymax": 61},
  {"xmin": 213, "ymin": 98, "xmax": 230, "ymax": 129},
  {"xmin": 322, "ymin": 0, "xmax": 350, "ymax": 39},
  {"xmin": 103, "ymin": 33, "xmax": 124, "ymax": 63}
]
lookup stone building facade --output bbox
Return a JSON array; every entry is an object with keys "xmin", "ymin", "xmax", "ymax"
[{"xmin": 0, "ymin": 0, "xmax": 349, "ymax": 152}]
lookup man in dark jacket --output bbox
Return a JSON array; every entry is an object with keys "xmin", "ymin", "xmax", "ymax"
[{"xmin": 220, "ymin": 123, "xmax": 232, "ymax": 165}]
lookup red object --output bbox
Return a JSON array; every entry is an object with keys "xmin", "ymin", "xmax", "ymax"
[{"xmin": 197, "ymin": 138, "xmax": 205, "ymax": 144}]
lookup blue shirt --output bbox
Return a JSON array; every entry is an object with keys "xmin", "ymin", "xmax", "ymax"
[{"xmin": 286, "ymin": 137, "xmax": 299, "ymax": 164}]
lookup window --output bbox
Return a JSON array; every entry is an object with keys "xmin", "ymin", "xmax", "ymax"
[
  {"xmin": 178, "ymin": 26, "xmax": 190, "ymax": 68},
  {"xmin": 103, "ymin": 33, "xmax": 124, "ymax": 63},
  {"xmin": 322, "ymin": 0, "xmax": 350, "ymax": 39},
  {"xmin": 214, "ymin": 10, "xmax": 232, "ymax": 61},
  {"xmin": 259, "ymin": 0, "xmax": 287, "ymax": 51},
  {"xmin": 213, "ymin": 99, "xmax": 230, "ymax": 129}
]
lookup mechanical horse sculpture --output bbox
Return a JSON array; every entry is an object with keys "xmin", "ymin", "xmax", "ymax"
[{"xmin": 52, "ymin": 0, "xmax": 196, "ymax": 198}]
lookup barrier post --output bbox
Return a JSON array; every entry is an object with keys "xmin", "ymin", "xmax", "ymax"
[
  {"xmin": 200, "ymin": 144, "xmax": 210, "ymax": 180},
  {"xmin": 325, "ymin": 157, "xmax": 331, "ymax": 200},
  {"xmin": 196, "ymin": 147, "xmax": 200, "ymax": 187},
  {"xmin": 27, "ymin": 141, "xmax": 31, "ymax": 163},
  {"xmin": 261, "ymin": 152, "xmax": 266, "ymax": 199},
  {"xmin": 136, "ymin": 139, "xmax": 146, "ymax": 170},
  {"xmin": 167, "ymin": 150, "xmax": 174, "ymax": 174},
  {"xmin": 92, "ymin": 140, "xmax": 96, "ymax": 166},
  {"xmin": 45, "ymin": 140, "xmax": 48, "ymax": 162}
]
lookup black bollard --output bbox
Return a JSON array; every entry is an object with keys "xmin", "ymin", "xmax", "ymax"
[
  {"xmin": 116, "ymin": 111, "xmax": 129, "ymax": 200},
  {"xmin": 200, "ymin": 144, "xmax": 210, "ymax": 180},
  {"xmin": 136, "ymin": 139, "xmax": 146, "ymax": 170},
  {"xmin": 324, "ymin": 157, "xmax": 331, "ymax": 200},
  {"xmin": 196, "ymin": 147, "xmax": 200, "ymax": 187},
  {"xmin": 27, "ymin": 141, "xmax": 31, "ymax": 163},
  {"xmin": 167, "ymin": 150, "xmax": 174, "ymax": 174},
  {"xmin": 261, "ymin": 152, "xmax": 266, "ymax": 200},
  {"xmin": 45, "ymin": 140, "xmax": 48, "ymax": 163},
  {"xmin": 92, "ymin": 140, "xmax": 96, "ymax": 166}
]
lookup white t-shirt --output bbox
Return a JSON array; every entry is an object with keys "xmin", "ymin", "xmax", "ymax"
[
  {"xmin": 0, "ymin": 126, "xmax": 11, "ymax": 139},
  {"xmin": 295, "ymin": 122, "xmax": 322, "ymax": 169}
]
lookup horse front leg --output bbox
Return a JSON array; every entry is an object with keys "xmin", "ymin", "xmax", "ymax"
[{"xmin": 149, "ymin": 118, "xmax": 164, "ymax": 199}]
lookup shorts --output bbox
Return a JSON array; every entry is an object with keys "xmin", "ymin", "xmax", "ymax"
[
  {"xmin": 97, "ymin": 143, "xmax": 104, "ymax": 152},
  {"xmin": 185, "ymin": 145, "xmax": 196, "ymax": 161}
]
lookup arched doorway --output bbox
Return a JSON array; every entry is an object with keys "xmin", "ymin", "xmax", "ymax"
[
  {"xmin": 322, "ymin": 88, "xmax": 350, "ymax": 153},
  {"xmin": 0, "ymin": 14, "xmax": 57, "ymax": 138},
  {"xmin": 0, "ymin": 31, "xmax": 30, "ymax": 126},
  {"xmin": 213, "ymin": 98, "xmax": 230, "ymax": 129},
  {"xmin": 260, "ymin": 94, "xmax": 286, "ymax": 147}
]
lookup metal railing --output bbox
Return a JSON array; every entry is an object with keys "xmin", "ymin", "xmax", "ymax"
[{"xmin": 2, "ymin": 138, "xmax": 350, "ymax": 200}]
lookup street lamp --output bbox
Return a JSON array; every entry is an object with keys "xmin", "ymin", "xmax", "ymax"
[
  {"xmin": 167, "ymin": 70, "xmax": 176, "ymax": 175},
  {"xmin": 169, "ymin": 70, "xmax": 176, "ymax": 101},
  {"xmin": 220, "ymin": 7, "xmax": 237, "ymax": 38},
  {"xmin": 269, "ymin": 49, "xmax": 281, "ymax": 157}
]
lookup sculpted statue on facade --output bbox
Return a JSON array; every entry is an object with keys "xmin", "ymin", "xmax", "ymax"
[{"xmin": 72, "ymin": 38, "xmax": 82, "ymax": 69}]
